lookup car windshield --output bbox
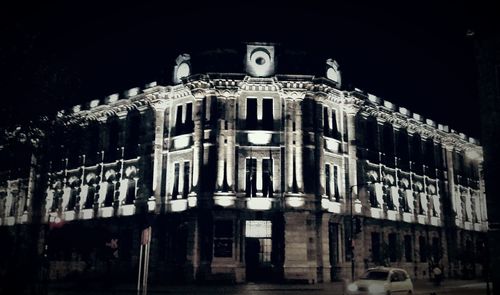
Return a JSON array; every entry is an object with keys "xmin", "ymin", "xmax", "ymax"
[{"xmin": 360, "ymin": 270, "xmax": 389, "ymax": 280}]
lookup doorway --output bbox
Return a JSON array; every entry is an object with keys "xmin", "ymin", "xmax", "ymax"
[{"xmin": 245, "ymin": 220, "xmax": 272, "ymax": 281}]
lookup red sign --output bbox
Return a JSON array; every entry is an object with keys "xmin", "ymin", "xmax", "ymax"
[{"xmin": 141, "ymin": 227, "xmax": 151, "ymax": 245}]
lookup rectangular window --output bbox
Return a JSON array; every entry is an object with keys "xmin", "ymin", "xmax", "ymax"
[
  {"xmin": 106, "ymin": 118, "xmax": 120, "ymax": 162},
  {"xmin": 84, "ymin": 187, "xmax": 95, "ymax": 209},
  {"xmin": 214, "ymin": 220, "xmax": 234, "ymax": 258},
  {"xmin": 245, "ymin": 158, "xmax": 257, "ymax": 197},
  {"xmin": 67, "ymin": 189, "xmax": 78, "ymax": 211},
  {"xmin": 329, "ymin": 223, "xmax": 340, "ymax": 264},
  {"xmin": 125, "ymin": 111, "xmax": 141, "ymax": 159},
  {"xmin": 425, "ymin": 139, "xmax": 435, "ymax": 169},
  {"xmin": 262, "ymin": 158, "xmax": 273, "ymax": 197},
  {"xmin": 87, "ymin": 123, "xmax": 100, "ymax": 166},
  {"xmin": 385, "ymin": 186, "xmax": 395, "ymax": 210},
  {"xmin": 332, "ymin": 109, "xmax": 339, "ymax": 139},
  {"xmin": 182, "ymin": 161, "xmax": 190, "ymax": 198},
  {"xmin": 172, "ymin": 163, "xmax": 180, "ymax": 200},
  {"xmin": 388, "ymin": 233, "xmax": 398, "ymax": 262},
  {"xmin": 245, "ymin": 220, "xmax": 272, "ymax": 238},
  {"xmin": 371, "ymin": 232, "xmax": 381, "ymax": 263},
  {"xmin": 333, "ymin": 165, "xmax": 340, "ymax": 201},
  {"xmin": 343, "ymin": 112, "xmax": 348, "ymax": 141},
  {"xmin": 323, "ymin": 107, "xmax": 330, "ymax": 137},
  {"xmin": 411, "ymin": 134, "xmax": 422, "ymax": 174},
  {"xmin": 262, "ymin": 98, "xmax": 274, "ymax": 130},
  {"xmin": 432, "ymin": 237, "xmax": 441, "ymax": 262},
  {"xmin": 419, "ymin": 236, "xmax": 427, "ymax": 262},
  {"xmin": 259, "ymin": 238, "xmax": 272, "ymax": 263},
  {"xmin": 404, "ymin": 235, "xmax": 413, "ymax": 262},
  {"xmin": 104, "ymin": 182, "xmax": 114, "ymax": 207},
  {"xmin": 369, "ymin": 186, "xmax": 378, "ymax": 208},
  {"xmin": 175, "ymin": 105, "xmax": 183, "ymax": 135},
  {"xmin": 125, "ymin": 179, "xmax": 136, "ymax": 205},
  {"xmin": 396, "ymin": 130, "xmax": 409, "ymax": 169},
  {"xmin": 365, "ymin": 119, "xmax": 377, "ymax": 151},
  {"xmin": 246, "ymin": 98, "xmax": 258, "ymax": 129},
  {"xmin": 383, "ymin": 124, "xmax": 395, "ymax": 167},
  {"xmin": 161, "ymin": 156, "xmax": 167, "ymax": 198},
  {"xmin": 184, "ymin": 103, "xmax": 194, "ymax": 133},
  {"xmin": 325, "ymin": 164, "xmax": 331, "ymax": 197}
]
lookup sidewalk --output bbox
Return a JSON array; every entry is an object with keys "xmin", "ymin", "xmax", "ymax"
[{"xmin": 411, "ymin": 279, "xmax": 487, "ymax": 294}]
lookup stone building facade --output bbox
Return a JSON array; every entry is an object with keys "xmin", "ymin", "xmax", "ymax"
[{"xmin": 0, "ymin": 43, "xmax": 488, "ymax": 284}]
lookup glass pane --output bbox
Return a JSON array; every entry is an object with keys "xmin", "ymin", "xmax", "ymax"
[{"xmin": 245, "ymin": 220, "xmax": 272, "ymax": 238}]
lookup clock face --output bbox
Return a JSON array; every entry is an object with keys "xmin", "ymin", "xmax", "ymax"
[
  {"xmin": 176, "ymin": 62, "xmax": 190, "ymax": 80},
  {"xmin": 327, "ymin": 67, "xmax": 339, "ymax": 82},
  {"xmin": 249, "ymin": 48, "xmax": 271, "ymax": 76}
]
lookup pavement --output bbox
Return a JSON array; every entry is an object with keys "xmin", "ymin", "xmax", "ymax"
[{"xmin": 44, "ymin": 279, "xmax": 489, "ymax": 295}]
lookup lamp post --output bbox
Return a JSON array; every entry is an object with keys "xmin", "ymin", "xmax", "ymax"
[{"xmin": 349, "ymin": 182, "xmax": 371, "ymax": 282}]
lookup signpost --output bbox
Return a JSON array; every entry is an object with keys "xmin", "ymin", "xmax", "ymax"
[{"xmin": 137, "ymin": 226, "xmax": 151, "ymax": 295}]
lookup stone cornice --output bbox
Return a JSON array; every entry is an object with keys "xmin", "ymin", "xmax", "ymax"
[
  {"xmin": 168, "ymin": 84, "xmax": 193, "ymax": 100},
  {"xmin": 58, "ymin": 94, "xmax": 154, "ymax": 126},
  {"xmin": 49, "ymin": 75, "xmax": 482, "ymax": 155},
  {"xmin": 281, "ymin": 90, "xmax": 306, "ymax": 100},
  {"xmin": 215, "ymin": 88, "xmax": 240, "ymax": 98},
  {"xmin": 239, "ymin": 76, "xmax": 281, "ymax": 92}
]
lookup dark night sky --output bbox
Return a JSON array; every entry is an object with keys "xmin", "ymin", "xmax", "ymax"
[{"xmin": 0, "ymin": 1, "xmax": 495, "ymax": 138}]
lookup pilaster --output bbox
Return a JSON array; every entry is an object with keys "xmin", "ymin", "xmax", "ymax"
[
  {"xmin": 345, "ymin": 105, "xmax": 359, "ymax": 194},
  {"xmin": 151, "ymin": 101, "xmax": 168, "ymax": 212}
]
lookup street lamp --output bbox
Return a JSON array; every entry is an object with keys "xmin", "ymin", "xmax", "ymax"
[{"xmin": 349, "ymin": 182, "xmax": 372, "ymax": 282}]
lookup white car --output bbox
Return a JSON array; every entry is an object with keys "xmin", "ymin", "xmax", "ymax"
[{"xmin": 345, "ymin": 267, "xmax": 414, "ymax": 295}]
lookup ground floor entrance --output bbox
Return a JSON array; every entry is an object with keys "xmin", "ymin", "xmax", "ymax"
[{"xmin": 245, "ymin": 220, "xmax": 273, "ymax": 281}]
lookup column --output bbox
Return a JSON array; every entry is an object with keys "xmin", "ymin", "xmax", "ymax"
[
  {"xmin": 345, "ymin": 105, "xmax": 359, "ymax": 194},
  {"xmin": 286, "ymin": 101, "xmax": 294, "ymax": 192},
  {"xmin": 151, "ymin": 101, "xmax": 168, "ymax": 211},
  {"xmin": 216, "ymin": 130, "xmax": 225, "ymax": 190},
  {"xmin": 295, "ymin": 101, "xmax": 304, "ymax": 191},
  {"xmin": 477, "ymin": 161, "xmax": 487, "ymax": 226},
  {"xmin": 192, "ymin": 98, "xmax": 203, "ymax": 192},
  {"xmin": 445, "ymin": 145, "xmax": 458, "ymax": 223},
  {"xmin": 317, "ymin": 102, "xmax": 326, "ymax": 197},
  {"xmin": 226, "ymin": 98, "xmax": 236, "ymax": 191}
]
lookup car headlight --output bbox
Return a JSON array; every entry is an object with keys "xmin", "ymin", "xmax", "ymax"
[
  {"xmin": 368, "ymin": 284, "xmax": 386, "ymax": 294},
  {"xmin": 347, "ymin": 283, "xmax": 358, "ymax": 292}
]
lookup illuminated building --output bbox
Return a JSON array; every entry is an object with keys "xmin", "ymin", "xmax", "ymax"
[{"xmin": 0, "ymin": 43, "xmax": 487, "ymax": 283}]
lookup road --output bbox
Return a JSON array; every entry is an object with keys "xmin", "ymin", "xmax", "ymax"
[{"xmin": 46, "ymin": 279, "xmax": 489, "ymax": 295}]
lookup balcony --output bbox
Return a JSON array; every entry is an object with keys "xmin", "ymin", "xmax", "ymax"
[
  {"xmin": 238, "ymin": 130, "xmax": 279, "ymax": 146},
  {"xmin": 171, "ymin": 134, "xmax": 193, "ymax": 150},
  {"xmin": 170, "ymin": 199, "xmax": 188, "ymax": 212},
  {"xmin": 387, "ymin": 210, "xmax": 399, "ymax": 221},
  {"xmin": 431, "ymin": 216, "xmax": 441, "ymax": 226},
  {"xmin": 403, "ymin": 212, "xmax": 414, "ymax": 223},
  {"xmin": 324, "ymin": 137, "xmax": 341, "ymax": 153},
  {"xmin": 214, "ymin": 193, "xmax": 237, "ymax": 207},
  {"xmin": 321, "ymin": 197, "xmax": 342, "ymax": 213},
  {"xmin": 286, "ymin": 195, "xmax": 306, "ymax": 208},
  {"xmin": 246, "ymin": 197, "xmax": 273, "ymax": 210}
]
